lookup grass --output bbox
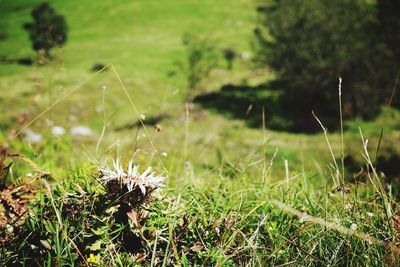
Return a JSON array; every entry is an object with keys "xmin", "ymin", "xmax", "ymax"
[
  {"xmin": 2, "ymin": 150, "xmax": 399, "ymax": 266},
  {"xmin": 1, "ymin": 0, "xmax": 400, "ymax": 266}
]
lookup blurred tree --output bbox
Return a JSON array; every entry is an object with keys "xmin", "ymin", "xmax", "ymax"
[
  {"xmin": 375, "ymin": 0, "xmax": 400, "ymax": 108},
  {"xmin": 377, "ymin": 0, "xmax": 400, "ymax": 61},
  {"xmin": 24, "ymin": 2, "xmax": 67, "ymax": 58},
  {"xmin": 254, "ymin": 0, "xmax": 394, "ymax": 131}
]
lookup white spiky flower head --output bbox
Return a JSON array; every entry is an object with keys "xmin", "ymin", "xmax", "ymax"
[{"xmin": 99, "ymin": 159, "xmax": 164, "ymax": 195}]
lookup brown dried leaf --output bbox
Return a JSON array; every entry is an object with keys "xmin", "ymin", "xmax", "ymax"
[
  {"xmin": 140, "ymin": 209, "xmax": 148, "ymax": 220},
  {"xmin": 393, "ymin": 212, "xmax": 400, "ymax": 231},
  {"xmin": 127, "ymin": 210, "xmax": 141, "ymax": 228},
  {"xmin": 191, "ymin": 244, "xmax": 204, "ymax": 252},
  {"xmin": 16, "ymin": 111, "xmax": 28, "ymax": 125},
  {"xmin": 0, "ymin": 145, "xmax": 8, "ymax": 169},
  {"xmin": 392, "ymin": 211, "xmax": 400, "ymax": 246},
  {"xmin": 134, "ymin": 252, "xmax": 145, "ymax": 262},
  {"xmin": 0, "ymin": 162, "xmax": 12, "ymax": 184}
]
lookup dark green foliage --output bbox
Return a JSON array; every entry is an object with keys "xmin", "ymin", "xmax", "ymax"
[
  {"xmin": 181, "ymin": 33, "xmax": 218, "ymax": 101},
  {"xmin": 377, "ymin": 0, "xmax": 400, "ymax": 62},
  {"xmin": 223, "ymin": 47, "xmax": 236, "ymax": 70},
  {"xmin": 24, "ymin": 2, "xmax": 67, "ymax": 57},
  {"xmin": 375, "ymin": 0, "xmax": 400, "ymax": 108},
  {"xmin": 254, "ymin": 0, "xmax": 397, "ymax": 132},
  {"xmin": 0, "ymin": 32, "xmax": 7, "ymax": 41}
]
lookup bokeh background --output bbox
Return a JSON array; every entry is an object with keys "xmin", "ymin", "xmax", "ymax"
[{"xmin": 0, "ymin": 0, "xmax": 399, "ymax": 186}]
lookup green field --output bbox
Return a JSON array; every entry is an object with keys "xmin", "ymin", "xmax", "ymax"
[{"xmin": 1, "ymin": 1, "xmax": 400, "ymax": 266}]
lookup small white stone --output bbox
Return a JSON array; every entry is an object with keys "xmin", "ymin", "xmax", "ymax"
[
  {"xmin": 350, "ymin": 223, "xmax": 357, "ymax": 231},
  {"xmin": 52, "ymin": 126, "xmax": 66, "ymax": 137},
  {"xmin": 241, "ymin": 51, "xmax": 251, "ymax": 60},
  {"xmin": 71, "ymin": 126, "xmax": 93, "ymax": 136},
  {"xmin": 24, "ymin": 129, "xmax": 42, "ymax": 143}
]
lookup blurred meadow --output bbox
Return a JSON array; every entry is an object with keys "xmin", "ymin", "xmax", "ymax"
[{"xmin": 0, "ymin": 0, "xmax": 399, "ymax": 266}]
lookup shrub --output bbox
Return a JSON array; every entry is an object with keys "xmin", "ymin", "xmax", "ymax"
[
  {"xmin": 23, "ymin": 2, "xmax": 67, "ymax": 58},
  {"xmin": 180, "ymin": 33, "xmax": 218, "ymax": 101},
  {"xmin": 223, "ymin": 47, "xmax": 236, "ymax": 70},
  {"xmin": 254, "ymin": 0, "xmax": 393, "ymax": 131}
]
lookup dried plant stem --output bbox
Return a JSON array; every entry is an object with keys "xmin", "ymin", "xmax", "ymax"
[
  {"xmin": 262, "ymin": 106, "xmax": 267, "ymax": 188},
  {"xmin": 96, "ymin": 86, "xmax": 107, "ymax": 157},
  {"xmin": 376, "ymin": 70, "xmax": 400, "ymax": 161},
  {"xmin": 184, "ymin": 102, "xmax": 190, "ymax": 160},
  {"xmin": 358, "ymin": 128, "xmax": 393, "ymax": 238},
  {"xmin": 312, "ymin": 111, "xmax": 341, "ymax": 186},
  {"xmin": 338, "ymin": 77, "xmax": 345, "ymax": 184},
  {"xmin": 111, "ymin": 65, "xmax": 167, "ymax": 175},
  {"xmin": 271, "ymin": 199, "xmax": 400, "ymax": 255}
]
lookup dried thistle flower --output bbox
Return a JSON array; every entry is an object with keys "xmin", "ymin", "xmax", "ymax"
[{"xmin": 99, "ymin": 159, "xmax": 164, "ymax": 196}]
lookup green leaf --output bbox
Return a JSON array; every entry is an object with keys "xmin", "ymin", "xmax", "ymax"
[
  {"xmin": 89, "ymin": 240, "xmax": 102, "ymax": 251},
  {"xmin": 92, "ymin": 227, "xmax": 105, "ymax": 236}
]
